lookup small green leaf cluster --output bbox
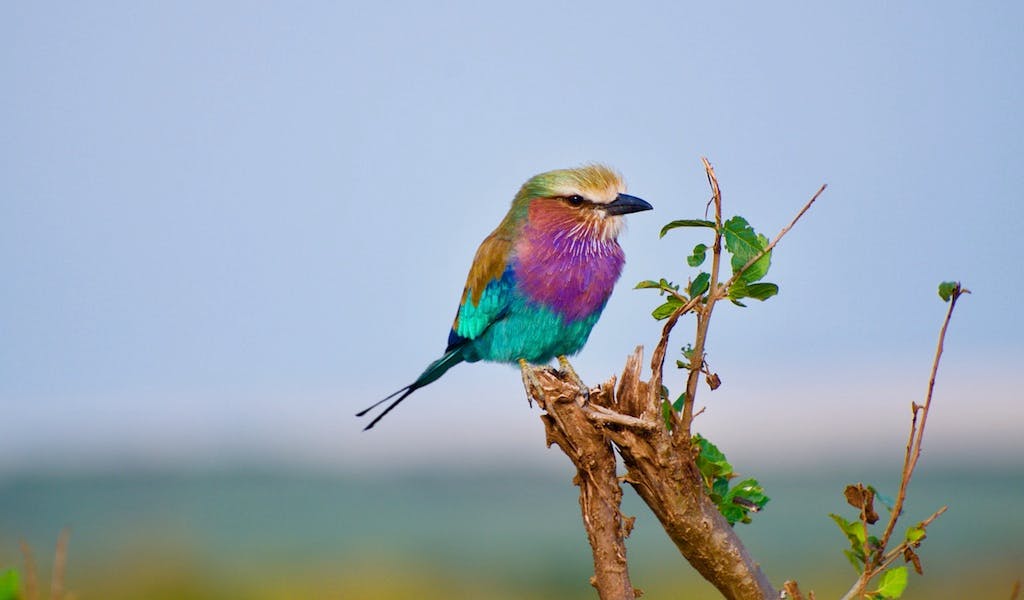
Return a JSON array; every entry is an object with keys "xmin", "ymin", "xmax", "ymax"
[
  {"xmin": 693, "ymin": 434, "xmax": 769, "ymax": 525},
  {"xmin": 830, "ymin": 512, "xmax": 881, "ymax": 573},
  {"xmin": 639, "ymin": 214, "xmax": 778, "ymax": 323},
  {"xmin": 0, "ymin": 569, "xmax": 19, "ymax": 600},
  {"xmin": 830, "ymin": 482, "xmax": 935, "ymax": 599},
  {"xmin": 634, "ymin": 279, "xmax": 685, "ymax": 320},
  {"xmin": 937, "ymin": 280, "xmax": 965, "ymax": 302},
  {"xmin": 675, "ymin": 343, "xmax": 695, "ymax": 370}
]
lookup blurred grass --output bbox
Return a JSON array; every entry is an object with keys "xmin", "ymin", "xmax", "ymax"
[{"xmin": 1, "ymin": 464, "xmax": 1020, "ymax": 599}]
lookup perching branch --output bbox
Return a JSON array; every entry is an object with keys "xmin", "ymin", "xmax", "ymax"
[
  {"xmin": 524, "ymin": 368, "xmax": 638, "ymax": 600},
  {"xmin": 523, "ymin": 159, "xmax": 832, "ymax": 599},
  {"xmin": 525, "ymin": 348, "xmax": 776, "ymax": 600}
]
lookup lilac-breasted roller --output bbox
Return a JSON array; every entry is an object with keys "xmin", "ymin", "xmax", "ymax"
[{"xmin": 357, "ymin": 165, "xmax": 652, "ymax": 429}]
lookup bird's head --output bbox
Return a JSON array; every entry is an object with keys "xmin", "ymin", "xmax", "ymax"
[{"xmin": 511, "ymin": 164, "xmax": 653, "ymax": 240}]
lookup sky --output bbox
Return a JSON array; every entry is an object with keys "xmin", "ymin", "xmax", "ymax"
[{"xmin": 2, "ymin": 1, "xmax": 1022, "ymax": 474}]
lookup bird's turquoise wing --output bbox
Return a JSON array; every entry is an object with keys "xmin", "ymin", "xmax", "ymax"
[{"xmin": 447, "ymin": 233, "xmax": 513, "ymax": 350}]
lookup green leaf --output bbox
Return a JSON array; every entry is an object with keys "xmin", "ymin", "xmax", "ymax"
[
  {"xmin": 742, "ymin": 282, "xmax": 779, "ymax": 301},
  {"xmin": 712, "ymin": 477, "xmax": 729, "ymax": 500},
  {"xmin": 693, "ymin": 435, "xmax": 768, "ymax": 525},
  {"xmin": 843, "ymin": 549, "xmax": 865, "ymax": 573},
  {"xmin": 0, "ymin": 569, "xmax": 19, "ymax": 600},
  {"xmin": 694, "ymin": 434, "xmax": 734, "ymax": 481},
  {"xmin": 729, "ymin": 280, "xmax": 778, "ymax": 302},
  {"xmin": 874, "ymin": 566, "xmax": 909, "ymax": 599},
  {"xmin": 689, "ymin": 272, "xmax": 711, "ymax": 296},
  {"xmin": 660, "ymin": 219, "xmax": 716, "ymax": 237},
  {"xmin": 661, "ymin": 400, "xmax": 673, "ymax": 430},
  {"xmin": 720, "ymin": 503, "xmax": 748, "ymax": 526},
  {"xmin": 727, "ymin": 478, "xmax": 770, "ymax": 509},
  {"xmin": 652, "ymin": 295, "xmax": 683, "ymax": 320},
  {"xmin": 672, "ymin": 392, "xmax": 686, "ymax": 412},
  {"xmin": 636, "ymin": 278, "xmax": 680, "ymax": 294},
  {"xmin": 721, "ymin": 477, "xmax": 770, "ymax": 526},
  {"xmin": 723, "ymin": 215, "xmax": 772, "ymax": 283},
  {"xmin": 830, "ymin": 513, "xmax": 867, "ymax": 550},
  {"xmin": 687, "ymin": 243, "xmax": 708, "ymax": 267},
  {"xmin": 905, "ymin": 525, "xmax": 926, "ymax": 543},
  {"xmin": 937, "ymin": 281, "xmax": 958, "ymax": 302}
]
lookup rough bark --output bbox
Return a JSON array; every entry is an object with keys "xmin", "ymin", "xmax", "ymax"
[
  {"xmin": 530, "ymin": 369, "xmax": 638, "ymax": 600},
  {"xmin": 527, "ymin": 347, "xmax": 777, "ymax": 600}
]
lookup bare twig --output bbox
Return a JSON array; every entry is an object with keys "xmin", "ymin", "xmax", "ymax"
[
  {"xmin": 648, "ymin": 293, "xmax": 703, "ymax": 410},
  {"xmin": 582, "ymin": 404, "xmax": 659, "ymax": 430},
  {"xmin": 19, "ymin": 539, "xmax": 40, "ymax": 600},
  {"xmin": 679, "ymin": 158, "xmax": 725, "ymax": 434},
  {"xmin": 50, "ymin": 528, "xmax": 70, "ymax": 600},
  {"xmin": 649, "ymin": 157, "xmax": 826, "ymax": 439},
  {"xmin": 1010, "ymin": 578, "xmax": 1021, "ymax": 600},
  {"xmin": 875, "ymin": 505, "xmax": 948, "ymax": 572},
  {"xmin": 840, "ymin": 284, "xmax": 967, "ymax": 600},
  {"xmin": 720, "ymin": 183, "xmax": 827, "ymax": 294}
]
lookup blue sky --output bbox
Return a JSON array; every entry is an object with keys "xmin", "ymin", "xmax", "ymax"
[{"xmin": 2, "ymin": 2, "xmax": 1021, "ymax": 472}]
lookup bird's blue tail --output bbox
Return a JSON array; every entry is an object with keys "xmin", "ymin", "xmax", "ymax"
[{"xmin": 356, "ymin": 347, "xmax": 466, "ymax": 430}]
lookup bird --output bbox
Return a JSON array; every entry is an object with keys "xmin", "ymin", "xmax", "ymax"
[{"xmin": 357, "ymin": 164, "xmax": 652, "ymax": 430}]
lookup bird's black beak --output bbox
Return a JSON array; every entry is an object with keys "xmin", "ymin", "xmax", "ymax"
[{"xmin": 603, "ymin": 193, "xmax": 653, "ymax": 216}]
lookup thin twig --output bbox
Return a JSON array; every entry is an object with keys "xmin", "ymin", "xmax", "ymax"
[
  {"xmin": 648, "ymin": 293, "xmax": 703, "ymax": 409},
  {"xmin": 876, "ymin": 505, "xmax": 948, "ymax": 571},
  {"xmin": 649, "ymin": 168, "xmax": 827, "ymax": 425},
  {"xmin": 840, "ymin": 285, "xmax": 966, "ymax": 600},
  {"xmin": 680, "ymin": 158, "xmax": 725, "ymax": 434},
  {"xmin": 19, "ymin": 539, "xmax": 40, "ymax": 600},
  {"xmin": 582, "ymin": 404, "xmax": 660, "ymax": 430},
  {"xmin": 718, "ymin": 183, "xmax": 827, "ymax": 295},
  {"xmin": 50, "ymin": 528, "xmax": 70, "ymax": 600},
  {"xmin": 879, "ymin": 289, "xmax": 962, "ymax": 550}
]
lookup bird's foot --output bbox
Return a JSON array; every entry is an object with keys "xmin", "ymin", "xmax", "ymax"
[
  {"xmin": 519, "ymin": 358, "xmax": 542, "ymax": 407},
  {"xmin": 557, "ymin": 355, "xmax": 590, "ymax": 405}
]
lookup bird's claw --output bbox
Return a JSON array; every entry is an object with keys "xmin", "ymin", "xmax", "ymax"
[
  {"xmin": 557, "ymin": 356, "xmax": 590, "ymax": 406},
  {"xmin": 519, "ymin": 358, "xmax": 541, "ymax": 407},
  {"xmin": 520, "ymin": 357, "xmax": 591, "ymax": 407}
]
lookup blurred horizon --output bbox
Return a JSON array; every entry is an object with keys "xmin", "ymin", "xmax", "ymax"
[{"xmin": 2, "ymin": 464, "xmax": 1021, "ymax": 599}]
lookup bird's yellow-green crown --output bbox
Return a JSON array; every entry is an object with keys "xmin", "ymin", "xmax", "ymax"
[{"xmin": 515, "ymin": 164, "xmax": 626, "ymax": 205}]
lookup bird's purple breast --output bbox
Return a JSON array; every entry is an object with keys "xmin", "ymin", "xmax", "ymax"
[{"xmin": 513, "ymin": 217, "xmax": 625, "ymax": 322}]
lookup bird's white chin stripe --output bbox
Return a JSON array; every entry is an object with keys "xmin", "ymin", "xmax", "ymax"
[{"xmin": 593, "ymin": 213, "xmax": 624, "ymax": 240}]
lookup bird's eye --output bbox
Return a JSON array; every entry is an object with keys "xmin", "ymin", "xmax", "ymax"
[{"xmin": 567, "ymin": 195, "xmax": 585, "ymax": 206}]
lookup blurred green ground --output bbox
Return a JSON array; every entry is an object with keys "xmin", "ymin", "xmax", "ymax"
[{"xmin": 1, "ymin": 464, "xmax": 1020, "ymax": 599}]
